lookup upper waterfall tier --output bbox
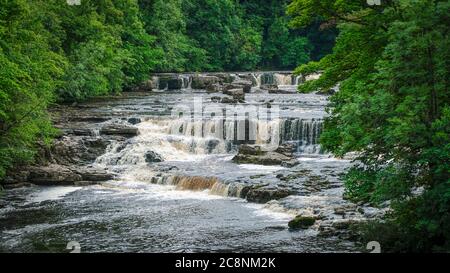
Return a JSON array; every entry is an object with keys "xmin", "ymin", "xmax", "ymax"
[{"xmin": 148, "ymin": 71, "xmax": 321, "ymax": 91}]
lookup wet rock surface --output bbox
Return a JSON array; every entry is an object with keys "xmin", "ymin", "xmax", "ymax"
[
  {"xmin": 100, "ymin": 124, "xmax": 138, "ymax": 136},
  {"xmin": 191, "ymin": 75, "xmax": 220, "ymax": 89},
  {"xmin": 246, "ymin": 187, "xmax": 292, "ymax": 203},
  {"xmin": 232, "ymin": 144, "xmax": 295, "ymax": 165},
  {"xmin": 144, "ymin": 151, "xmax": 164, "ymax": 163},
  {"xmin": 288, "ymin": 216, "xmax": 316, "ymax": 229}
]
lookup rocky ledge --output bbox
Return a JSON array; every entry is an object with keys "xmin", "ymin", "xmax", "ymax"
[
  {"xmin": 28, "ymin": 165, "xmax": 114, "ymax": 186},
  {"xmin": 232, "ymin": 143, "xmax": 299, "ymax": 166},
  {"xmin": 1, "ymin": 106, "xmax": 141, "ymax": 188}
]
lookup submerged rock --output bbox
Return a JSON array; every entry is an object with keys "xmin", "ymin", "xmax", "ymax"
[
  {"xmin": 127, "ymin": 117, "xmax": 141, "ymax": 125},
  {"xmin": 145, "ymin": 151, "xmax": 164, "ymax": 163},
  {"xmin": 288, "ymin": 216, "xmax": 316, "ymax": 229}
]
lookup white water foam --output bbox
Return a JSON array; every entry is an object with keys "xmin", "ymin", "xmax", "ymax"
[{"xmin": 26, "ymin": 186, "xmax": 82, "ymax": 204}]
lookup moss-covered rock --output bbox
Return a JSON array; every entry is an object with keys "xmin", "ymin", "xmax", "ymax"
[{"xmin": 288, "ymin": 216, "xmax": 316, "ymax": 230}]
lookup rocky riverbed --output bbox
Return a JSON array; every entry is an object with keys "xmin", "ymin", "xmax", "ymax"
[{"xmin": 0, "ymin": 71, "xmax": 384, "ymax": 253}]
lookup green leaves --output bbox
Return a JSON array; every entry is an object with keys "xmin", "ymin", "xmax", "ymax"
[
  {"xmin": 0, "ymin": 0, "xmax": 62, "ymax": 178},
  {"xmin": 290, "ymin": 0, "xmax": 450, "ymax": 251}
]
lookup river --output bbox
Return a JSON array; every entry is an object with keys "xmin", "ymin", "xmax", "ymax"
[{"xmin": 0, "ymin": 72, "xmax": 380, "ymax": 253}]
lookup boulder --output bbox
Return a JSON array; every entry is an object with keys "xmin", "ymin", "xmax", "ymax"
[
  {"xmin": 211, "ymin": 96, "xmax": 221, "ymax": 102},
  {"xmin": 275, "ymin": 143, "xmax": 296, "ymax": 157},
  {"xmin": 76, "ymin": 168, "xmax": 114, "ymax": 181},
  {"xmin": 145, "ymin": 151, "xmax": 164, "ymax": 163},
  {"xmin": 233, "ymin": 151, "xmax": 292, "ymax": 165},
  {"xmin": 237, "ymin": 144, "xmax": 264, "ymax": 156},
  {"xmin": 223, "ymin": 88, "xmax": 244, "ymax": 99},
  {"xmin": 167, "ymin": 78, "xmax": 183, "ymax": 90},
  {"xmin": 214, "ymin": 73, "xmax": 234, "ymax": 83},
  {"xmin": 27, "ymin": 165, "xmax": 114, "ymax": 186},
  {"xmin": 260, "ymin": 84, "xmax": 278, "ymax": 91},
  {"xmin": 232, "ymin": 144, "xmax": 295, "ymax": 165},
  {"xmin": 223, "ymin": 88, "xmax": 245, "ymax": 103},
  {"xmin": 211, "ymin": 96, "xmax": 222, "ymax": 103},
  {"xmin": 191, "ymin": 75, "xmax": 220, "ymax": 89},
  {"xmin": 206, "ymin": 83, "xmax": 223, "ymax": 93},
  {"xmin": 237, "ymin": 74, "xmax": 259, "ymax": 86},
  {"xmin": 230, "ymin": 80, "xmax": 252, "ymax": 93},
  {"xmin": 246, "ymin": 187, "xmax": 291, "ymax": 203},
  {"xmin": 127, "ymin": 117, "xmax": 141, "ymax": 125},
  {"xmin": 28, "ymin": 165, "xmax": 82, "ymax": 185},
  {"xmin": 220, "ymin": 97, "xmax": 239, "ymax": 104},
  {"xmin": 100, "ymin": 124, "xmax": 138, "ymax": 137},
  {"xmin": 281, "ymin": 160, "xmax": 300, "ymax": 168},
  {"xmin": 288, "ymin": 216, "xmax": 316, "ymax": 230},
  {"xmin": 48, "ymin": 136, "xmax": 111, "ymax": 165},
  {"xmin": 223, "ymin": 83, "xmax": 244, "ymax": 92},
  {"xmin": 331, "ymin": 219, "xmax": 359, "ymax": 230},
  {"xmin": 135, "ymin": 80, "xmax": 153, "ymax": 92}
]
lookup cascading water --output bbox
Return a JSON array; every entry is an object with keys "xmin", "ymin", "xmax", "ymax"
[
  {"xmin": 0, "ymin": 78, "xmax": 380, "ymax": 253},
  {"xmin": 94, "ymin": 71, "xmax": 327, "ymax": 200},
  {"xmin": 279, "ymin": 119, "xmax": 323, "ymax": 154},
  {"xmin": 150, "ymin": 71, "xmax": 305, "ymax": 90}
]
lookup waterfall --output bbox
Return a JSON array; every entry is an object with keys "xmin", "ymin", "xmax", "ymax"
[
  {"xmin": 274, "ymin": 73, "xmax": 292, "ymax": 85},
  {"xmin": 95, "ymin": 117, "xmax": 323, "ymax": 170},
  {"xmin": 149, "ymin": 174, "xmax": 248, "ymax": 198},
  {"xmin": 279, "ymin": 119, "xmax": 323, "ymax": 154},
  {"xmin": 179, "ymin": 75, "xmax": 191, "ymax": 89}
]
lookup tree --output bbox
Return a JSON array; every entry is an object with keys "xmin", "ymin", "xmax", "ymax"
[
  {"xmin": 140, "ymin": 0, "xmax": 207, "ymax": 72},
  {"xmin": 289, "ymin": 0, "xmax": 450, "ymax": 252},
  {"xmin": 0, "ymin": 0, "xmax": 66, "ymax": 178}
]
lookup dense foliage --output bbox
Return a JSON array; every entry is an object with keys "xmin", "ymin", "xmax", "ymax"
[
  {"xmin": 289, "ymin": 0, "xmax": 449, "ymax": 252},
  {"xmin": 139, "ymin": 0, "xmax": 336, "ymax": 72}
]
